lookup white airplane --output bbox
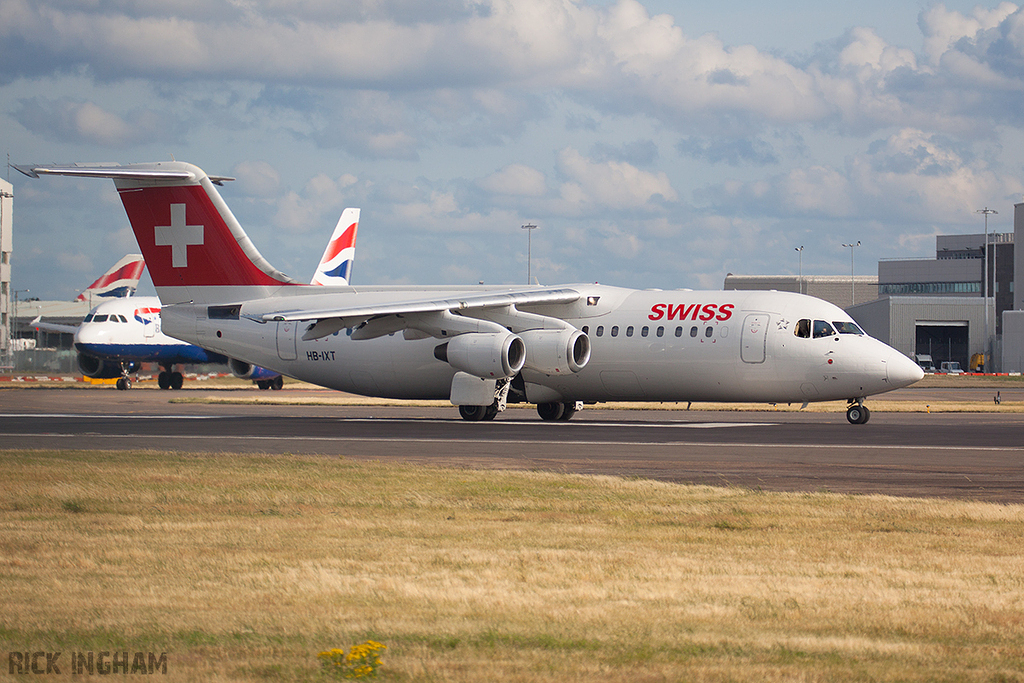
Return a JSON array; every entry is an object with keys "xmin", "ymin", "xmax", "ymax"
[
  {"xmin": 16, "ymin": 161, "xmax": 923, "ymax": 423},
  {"xmin": 33, "ymin": 208, "xmax": 361, "ymax": 390}
]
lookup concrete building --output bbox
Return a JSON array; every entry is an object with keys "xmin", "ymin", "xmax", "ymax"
[
  {"xmin": 848, "ymin": 296, "xmax": 986, "ymax": 371},
  {"xmin": 846, "ymin": 231, "xmax": 1012, "ymax": 371},
  {"xmin": 724, "ymin": 274, "xmax": 878, "ymax": 309},
  {"xmin": 1, "ymin": 178, "xmax": 12, "ymax": 364}
]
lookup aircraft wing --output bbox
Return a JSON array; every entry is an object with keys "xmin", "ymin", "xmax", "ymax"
[
  {"xmin": 261, "ymin": 287, "xmax": 583, "ymax": 340},
  {"xmin": 30, "ymin": 316, "xmax": 80, "ymax": 335}
]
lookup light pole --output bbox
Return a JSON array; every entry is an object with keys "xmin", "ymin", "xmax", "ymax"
[
  {"xmin": 977, "ymin": 207, "xmax": 997, "ymax": 367},
  {"xmin": 521, "ymin": 223, "xmax": 538, "ymax": 285},
  {"xmin": 794, "ymin": 246, "xmax": 804, "ymax": 295},
  {"xmin": 841, "ymin": 241, "xmax": 860, "ymax": 306}
]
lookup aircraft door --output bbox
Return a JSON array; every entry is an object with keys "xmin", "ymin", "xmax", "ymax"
[
  {"xmin": 276, "ymin": 320, "xmax": 298, "ymax": 360},
  {"xmin": 143, "ymin": 318, "xmax": 156, "ymax": 338},
  {"xmin": 740, "ymin": 314, "xmax": 768, "ymax": 364}
]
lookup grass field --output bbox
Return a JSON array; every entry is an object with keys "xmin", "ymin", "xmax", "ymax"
[{"xmin": 1, "ymin": 450, "xmax": 1022, "ymax": 681}]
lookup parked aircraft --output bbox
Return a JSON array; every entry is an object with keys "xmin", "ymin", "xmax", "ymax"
[
  {"xmin": 16, "ymin": 161, "xmax": 923, "ymax": 422},
  {"xmin": 32, "ymin": 206, "xmax": 360, "ymax": 390}
]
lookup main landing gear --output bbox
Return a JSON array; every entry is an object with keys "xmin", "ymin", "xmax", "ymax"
[
  {"xmin": 846, "ymin": 398, "xmax": 870, "ymax": 424},
  {"xmin": 537, "ymin": 401, "xmax": 582, "ymax": 421},
  {"xmin": 256, "ymin": 376, "xmax": 284, "ymax": 391},
  {"xmin": 157, "ymin": 365, "xmax": 185, "ymax": 390}
]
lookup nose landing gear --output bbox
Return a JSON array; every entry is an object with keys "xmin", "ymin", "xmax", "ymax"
[{"xmin": 846, "ymin": 399, "xmax": 870, "ymax": 424}]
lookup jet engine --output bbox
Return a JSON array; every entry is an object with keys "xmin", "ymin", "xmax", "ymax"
[
  {"xmin": 434, "ymin": 332, "xmax": 526, "ymax": 379},
  {"xmin": 229, "ymin": 358, "xmax": 284, "ymax": 390},
  {"xmin": 77, "ymin": 353, "xmax": 139, "ymax": 379},
  {"xmin": 228, "ymin": 359, "xmax": 281, "ymax": 381},
  {"xmin": 519, "ymin": 328, "xmax": 591, "ymax": 375}
]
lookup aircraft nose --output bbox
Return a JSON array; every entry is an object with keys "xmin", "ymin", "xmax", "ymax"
[{"xmin": 887, "ymin": 350, "xmax": 925, "ymax": 388}]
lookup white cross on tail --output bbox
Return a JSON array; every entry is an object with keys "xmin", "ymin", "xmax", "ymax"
[{"xmin": 154, "ymin": 203, "xmax": 204, "ymax": 267}]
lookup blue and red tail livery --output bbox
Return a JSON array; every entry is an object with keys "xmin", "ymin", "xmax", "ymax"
[
  {"xmin": 76, "ymin": 254, "xmax": 145, "ymax": 301},
  {"xmin": 311, "ymin": 208, "xmax": 359, "ymax": 286}
]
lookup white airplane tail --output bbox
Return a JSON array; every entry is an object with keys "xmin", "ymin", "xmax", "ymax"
[
  {"xmin": 311, "ymin": 208, "xmax": 359, "ymax": 286},
  {"xmin": 76, "ymin": 253, "xmax": 145, "ymax": 301}
]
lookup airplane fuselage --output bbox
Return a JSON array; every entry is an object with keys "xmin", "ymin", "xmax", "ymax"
[{"xmin": 161, "ymin": 284, "xmax": 920, "ymax": 405}]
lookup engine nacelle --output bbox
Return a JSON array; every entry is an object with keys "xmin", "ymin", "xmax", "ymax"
[
  {"xmin": 434, "ymin": 332, "xmax": 526, "ymax": 379},
  {"xmin": 228, "ymin": 358, "xmax": 281, "ymax": 381},
  {"xmin": 77, "ymin": 353, "xmax": 139, "ymax": 379},
  {"xmin": 519, "ymin": 328, "xmax": 591, "ymax": 374}
]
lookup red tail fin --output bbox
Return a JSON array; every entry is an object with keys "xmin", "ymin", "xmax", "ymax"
[{"xmin": 16, "ymin": 162, "xmax": 298, "ymax": 302}]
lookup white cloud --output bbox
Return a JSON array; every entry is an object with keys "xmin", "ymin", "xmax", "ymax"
[
  {"xmin": 273, "ymin": 172, "xmax": 359, "ymax": 233},
  {"xmin": 477, "ymin": 164, "xmax": 547, "ymax": 196},
  {"xmin": 555, "ymin": 147, "xmax": 677, "ymax": 211}
]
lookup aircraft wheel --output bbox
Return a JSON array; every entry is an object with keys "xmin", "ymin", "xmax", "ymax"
[
  {"xmin": 257, "ymin": 380, "xmax": 270, "ymax": 390},
  {"xmin": 116, "ymin": 377, "xmax": 131, "ymax": 391},
  {"xmin": 271, "ymin": 376, "xmax": 284, "ymax": 390},
  {"xmin": 846, "ymin": 404, "xmax": 870, "ymax": 424},
  {"xmin": 537, "ymin": 402, "xmax": 565, "ymax": 421},
  {"xmin": 170, "ymin": 372, "xmax": 184, "ymax": 390},
  {"xmin": 558, "ymin": 402, "xmax": 578, "ymax": 421},
  {"xmin": 483, "ymin": 403, "xmax": 499, "ymax": 421},
  {"xmin": 459, "ymin": 405, "xmax": 488, "ymax": 421},
  {"xmin": 157, "ymin": 372, "xmax": 171, "ymax": 390}
]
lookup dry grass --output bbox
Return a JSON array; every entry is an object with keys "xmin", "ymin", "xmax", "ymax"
[{"xmin": 1, "ymin": 450, "xmax": 1023, "ymax": 682}]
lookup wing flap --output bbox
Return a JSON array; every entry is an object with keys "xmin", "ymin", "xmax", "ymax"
[{"xmin": 266, "ymin": 287, "xmax": 581, "ymax": 324}]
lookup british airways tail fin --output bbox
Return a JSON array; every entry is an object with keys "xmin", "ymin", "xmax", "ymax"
[
  {"xmin": 76, "ymin": 253, "xmax": 145, "ymax": 301},
  {"xmin": 311, "ymin": 208, "xmax": 359, "ymax": 286},
  {"xmin": 16, "ymin": 161, "xmax": 299, "ymax": 304}
]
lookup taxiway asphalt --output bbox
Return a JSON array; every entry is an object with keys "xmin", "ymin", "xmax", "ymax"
[{"xmin": 2, "ymin": 386, "xmax": 1022, "ymax": 503}]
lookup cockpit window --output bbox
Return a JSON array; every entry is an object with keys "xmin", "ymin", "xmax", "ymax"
[
  {"xmin": 794, "ymin": 319, "xmax": 811, "ymax": 338},
  {"xmin": 92, "ymin": 314, "xmax": 108, "ymax": 323},
  {"xmin": 833, "ymin": 321, "xmax": 864, "ymax": 335},
  {"xmin": 812, "ymin": 320, "xmax": 835, "ymax": 338},
  {"xmin": 83, "ymin": 314, "xmax": 94, "ymax": 323}
]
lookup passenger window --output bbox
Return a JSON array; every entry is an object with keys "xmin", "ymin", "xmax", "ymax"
[
  {"xmin": 656, "ymin": 326, "xmax": 664, "ymax": 338},
  {"xmin": 795, "ymin": 319, "xmax": 811, "ymax": 338},
  {"xmin": 596, "ymin": 325, "xmax": 604, "ymax": 337},
  {"xmin": 582, "ymin": 326, "xmax": 589, "ymax": 335},
  {"xmin": 690, "ymin": 326, "xmax": 698, "ymax": 338},
  {"xmin": 641, "ymin": 326, "xmax": 649, "ymax": 337},
  {"xmin": 675, "ymin": 326, "xmax": 682, "ymax": 337},
  {"xmin": 833, "ymin": 321, "xmax": 864, "ymax": 335},
  {"xmin": 611, "ymin": 326, "xmax": 619, "ymax": 337},
  {"xmin": 813, "ymin": 320, "xmax": 836, "ymax": 338},
  {"xmin": 626, "ymin": 326, "xmax": 634, "ymax": 337},
  {"xmin": 705, "ymin": 326, "xmax": 713, "ymax": 338}
]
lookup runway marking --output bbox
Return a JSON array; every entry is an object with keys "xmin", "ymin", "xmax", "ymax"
[
  {"xmin": 0, "ymin": 415, "xmax": 771, "ymax": 428},
  {"xmin": 5, "ymin": 432, "xmax": 1024, "ymax": 452}
]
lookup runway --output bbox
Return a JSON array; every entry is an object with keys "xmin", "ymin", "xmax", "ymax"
[{"xmin": 2, "ymin": 387, "xmax": 1023, "ymax": 503}]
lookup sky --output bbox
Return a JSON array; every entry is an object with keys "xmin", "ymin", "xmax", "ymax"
[{"xmin": 3, "ymin": 0, "xmax": 1024, "ymax": 301}]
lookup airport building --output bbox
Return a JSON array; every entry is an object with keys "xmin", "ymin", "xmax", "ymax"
[
  {"xmin": 728, "ymin": 207, "xmax": 1024, "ymax": 373},
  {"xmin": 723, "ymin": 274, "xmax": 878, "ymax": 310},
  {"xmin": 1, "ymin": 178, "xmax": 12, "ymax": 364}
]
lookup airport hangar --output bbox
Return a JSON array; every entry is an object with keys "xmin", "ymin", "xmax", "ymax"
[{"xmin": 727, "ymin": 201, "xmax": 1024, "ymax": 373}]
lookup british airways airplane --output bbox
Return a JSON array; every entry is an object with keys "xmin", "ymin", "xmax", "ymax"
[
  {"xmin": 17, "ymin": 161, "xmax": 922, "ymax": 422},
  {"xmin": 34, "ymin": 208, "xmax": 360, "ymax": 390}
]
